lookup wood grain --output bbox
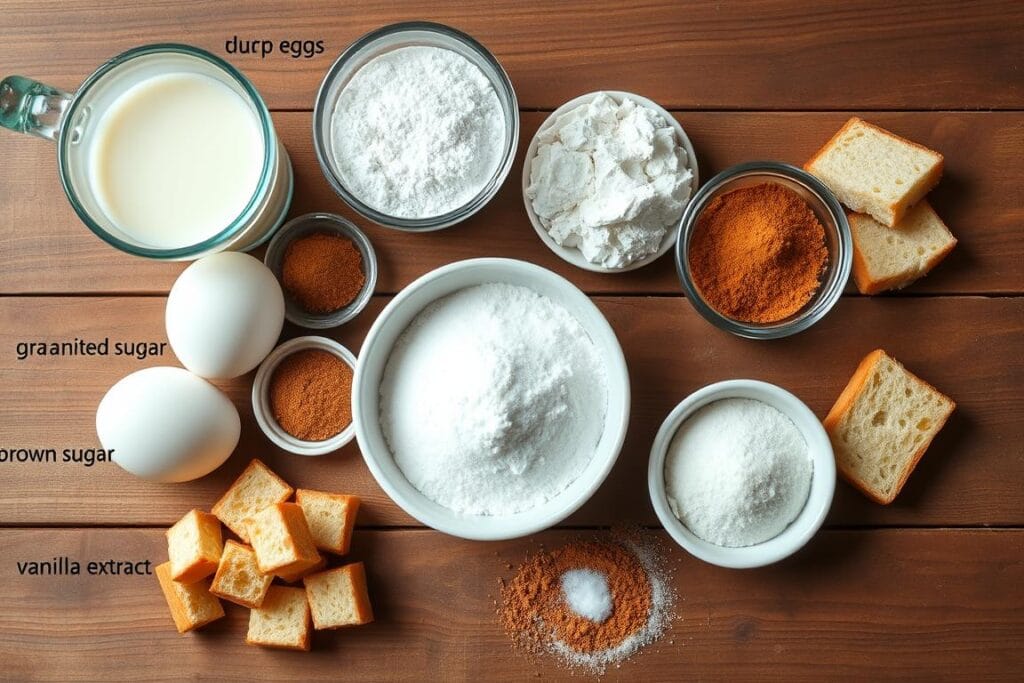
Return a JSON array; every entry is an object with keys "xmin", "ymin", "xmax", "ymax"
[
  {"xmin": 2, "ymin": 112, "xmax": 1022, "ymax": 295},
  {"xmin": 2, "ymin": 295, "xmax": 1020, "ymax": 528},
  {"xmin": 0, "ymin": 528, "xmax": 1020, "ymax": 682},
  {"xmin": 2, "ymin": 1, "xmax": 1022, "ymax": 111}
]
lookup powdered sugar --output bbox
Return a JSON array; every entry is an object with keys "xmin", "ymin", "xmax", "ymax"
[
  {"xmin": 665, "ymin": 398, "xmax": 812, "ymax": 547},
  {"xmin": 526, "ymin": 93, "xmax": 694, "ymax": 268},
  {"xmin": 330, "ymin": 46, "xmax": 505, "ymax": 218},
  {"xmin": 379, "ymin": 283, "xmax": 608, "ymax": 515}
]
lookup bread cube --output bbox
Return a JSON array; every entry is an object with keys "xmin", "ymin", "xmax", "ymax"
[
  {"xmin": 166, "ymin": 509, "xmax": 223, "ymax": 584},
  {"xmin": 245, "ymin": 585, "xmax": 311, "ymax": 651},
  {"xmin": 849, "ymin": 202, "xmax": 956, "ymax": 294},
  {"xmin": 212, "ymin": 459, "xmax": 293, "ymax": 542},
  {"xmin": 805, "ymin": 117, "xmax": 943, "ymax": 227},
  {"xmin": 209, "ymin": 540, "xmax": 273, "ymax": 609},
  {"xmin": 155, "ymin": 561, "xmax": 225, "ymax": 633},
  {"xmin": 247, "ymin": 502, "xmax": 321, "ymax": 576},
  {"xmin": 278, "ymin": 554, "xmax": 327, "ymax": 584},
  {"xmin": 304, "ymin": 562, "xmax": 374, "ymax": 630},
  {"xmin": 824, "ymin": 350, "xmax": 955, "ymax": 504},
  {"xmin": 295, "ymin": 489, "xmax": 360, "ymax": 555}
]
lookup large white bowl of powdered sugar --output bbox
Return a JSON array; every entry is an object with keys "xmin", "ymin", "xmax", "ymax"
[{"xmin": 353, "ymin": 258, "xmax": 630, "ymax": 540}]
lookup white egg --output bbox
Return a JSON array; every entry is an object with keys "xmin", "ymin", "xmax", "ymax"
[
  {"xmin": 98, "ymin": 366, "xmax": 241, "ymax": 483},
  {"xmin": 166, "ymin": 251, "xmax": 285, "ymax": 379}
]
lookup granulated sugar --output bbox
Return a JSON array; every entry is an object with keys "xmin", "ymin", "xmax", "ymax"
[
  {"xmin": 561, "ymin": 569, "xmax": 613, "ymax": 623},
  {"xmin": 665, "ymin": 397, "xmax": 812, "ymax": 547},
  {"xmin": 499, "ymin": 535, "xmax": 675, "ymax": 673},
  {"xmin": 330, "ymin": 46, "xmax": 504, "ymax": 218},
  {"xmin": 379, "ymin": 283, "xmax": 608, "ymax": 515}
]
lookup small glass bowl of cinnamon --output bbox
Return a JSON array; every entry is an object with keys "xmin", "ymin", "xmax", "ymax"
[
  {"xmin": 252, "ymin": 336, "xmax": 357, "ymax": 456},
  {"xmin": 265, "ymin": 212, "xmax": 377, "ymax": 329},
  {"xmin": 675, "ymin": 161, "xmax": 851, "ymax": 340}
]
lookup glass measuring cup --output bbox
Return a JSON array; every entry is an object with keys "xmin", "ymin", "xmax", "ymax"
[{"xmin": 0, "ymin": 44, "xmax": 293, "ymax": 260}]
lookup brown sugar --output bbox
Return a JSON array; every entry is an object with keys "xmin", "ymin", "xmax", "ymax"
[
  {"xmin": 268, "ymin": 349, "xmax": 353, "ymax": 441},
  {"xmin": 282, "ymin": 232, "xmax": 365, "ymax": 314}
]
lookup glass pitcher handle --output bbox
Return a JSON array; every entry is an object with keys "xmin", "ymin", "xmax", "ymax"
[{"xmin": 0, "ymin": 76, "xmax": 72, "ymax": 141}]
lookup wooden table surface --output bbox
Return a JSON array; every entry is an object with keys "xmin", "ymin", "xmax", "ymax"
[{"xmin": 1, "ymin": 1, "xmax": 1022, "ymax": 680}]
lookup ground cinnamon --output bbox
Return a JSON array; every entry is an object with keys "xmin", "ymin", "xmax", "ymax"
[
  {"xmin": 268, "ymin": 349, "xmax": 353, "ymax": 441},
  {"xmin": 688, "ymin": 182, "xmax": 828, "ymax": 323},
  {"xmin": 499, "ymin": 541, "xmax": 652, "ymax": 656},
  {"xmin": 282, "ymin": 232, "xmax": 365, "ymax": 313}
]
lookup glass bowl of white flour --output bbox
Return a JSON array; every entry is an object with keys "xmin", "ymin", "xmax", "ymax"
[
  {"xmin": 648, "ymin": 380, "xmax": 836, "ymax": 568},
  {"xmin": 351, "ymin": 258, "xmax": 631, "ymax": 540},
  {"xmin": 523, "ymin": 90, "xmax": 699, "ymax": 272},
  {"xmin": 314, "ymin": 22, "xmax": 519, "ymax": 231}
]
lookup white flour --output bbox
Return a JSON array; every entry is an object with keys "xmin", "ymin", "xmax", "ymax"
[
  {"xmin": 379, "ymin": 283, "xmax": 608, "ymax": 515},
  {"xmin": 665, "ymin": 398, "xmax": 812, "ymax": 547},
  {"xmin": 526, "ymin": 93, "xmax": 693, "ymax": 268},
  {"xmin": 330, "ymin": 46, "xmax": 505, "ymax": 218}
]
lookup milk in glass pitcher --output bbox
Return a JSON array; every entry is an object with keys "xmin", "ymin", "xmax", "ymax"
[{"xmin": 0, "ymin": 44, "xmax": 293, "ymax": 260}]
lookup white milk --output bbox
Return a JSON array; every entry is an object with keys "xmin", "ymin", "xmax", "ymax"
[{"xmin": 88, "ymin": 72, "xmax": 264, "ymax": 249}]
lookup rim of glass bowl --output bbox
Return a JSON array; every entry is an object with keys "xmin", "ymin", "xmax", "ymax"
[
  {"xmin": 312, "ymin": 22, "xmax": 519, "ymax": 232},
  {"xmin": 674, "ymin": 161, "xmax": 851, "ymax": 340},
  {"xmin": 58, "ymin": 43, "xmax": 277, "ymax": 260}
]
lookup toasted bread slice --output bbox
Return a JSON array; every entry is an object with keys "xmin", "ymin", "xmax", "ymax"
[
  {"xmin": 155, "ymin": 561, "xmax": 225, "ymax": 634},
  {"xmin": 247, "ymin": 502, "xmax": 321, "ymax": 576},
  {"xmin": 166, "ymin": 509, "xmax": 223, "ymax": 584},
  {"xmin": 209, "ymin": 540, "xmax": 273, "ymax": 609},
  {"xmin": 824, "ymin": 350, "xmax": 955, "ymax": 504},
  {"xmin": 295, "ymin": 489, "xmax": 360, "ymax": 555},
  {"xmin": 805, "ymin": 117, "xmax": 943, "ymax": 227},
  {"xmin": 212, "ymin": 459, "xmax": 293, "ymax": 542},
  {"xmin": 246, "ymin": 585, "xmax": 311, "ymax": 651},
  {"xmin": 304, "ymin": 562, "xmax": 374, "ymax": 630},
  {"xmin": 849, "ymin": 202, "xmax": 956, "ymax": 294}
]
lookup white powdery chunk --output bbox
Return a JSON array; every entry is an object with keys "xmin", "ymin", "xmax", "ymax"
[
  {"xmin": 664, "ymin": 398, "xmax": 813, "ymax": 548},
  {"xmin": 330, "ymin": 46, "xmax": 505, "ymax": 218},
  {"xmin": 379, "ymin": 284, "xmax": 608, "ymax": 516},
  {"xmin": 560, "ymin": 569, "xmax": 613, "ymax": 623},
  {"xmin": 526, "ymin": 93, "xmax": 694, "ymax": 268}
]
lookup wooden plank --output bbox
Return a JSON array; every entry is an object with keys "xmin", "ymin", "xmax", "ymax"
[
  {"xmin": 2, "ymin": 1, "xmax": 1022, "ymax": 111},
  {"xmin": 2, "ymin": 111, "xmax": 1021, "ymax": 295},
  {"xmin": 0, "ymin": 528, "xmax": 1020, "ymax": 681},
  {"xmin": 1, "ymin": 295, "xmax": 1021, "ymax": 527}
]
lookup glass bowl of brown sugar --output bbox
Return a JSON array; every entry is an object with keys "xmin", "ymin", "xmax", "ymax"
[
  {"xmin": 675, "ymin": 161, "xmax": 851, "ymax": 340},
  {"xmin": 265, "ymin": 213, "xmax": 377, "ymax": 329}
]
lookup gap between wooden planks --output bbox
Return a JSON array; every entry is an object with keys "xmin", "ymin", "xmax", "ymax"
[
  {"xmin": 0, "ymin": 527, "xmax": 1021, "ymax": 682},
  {"xmin": 1, "ymin": 295, "xmax": 1020, "ymax": 528},
  {"xmin": 2, "ymin": 0, "xmax": 1021, "ymax": 111},
  {"xmin": 1, "ymin": 111, "xmax": 1022, "ymax": 295}
]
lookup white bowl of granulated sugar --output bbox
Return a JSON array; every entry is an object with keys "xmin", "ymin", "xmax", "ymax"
[
  {"xmin": 648, "ymin": 380, "xmax": 836, "ymax": 568},
  {"xmin": 522, "ymin": 90, "xmax": 699, "ymax": 273},
  {"xmin": 352, "ymin": 258, "xmax": 631, "ymax": 541}
]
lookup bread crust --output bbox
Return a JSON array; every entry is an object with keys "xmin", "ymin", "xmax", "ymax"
[
  {"xmin": 805, "ymin": 117, "xmax": 944, "ymax": 227},
  {"xmin": 849, "ymin": 208, "xmax": 958, "ymax": 294},
  {"xmin": 212, "ymin": 459, "xmax": 293, "ymax": 541},
  {"xmin": 824, "ymin": 350, "xmax": 955, "ymax": 504},
  {"xmin": 803, "ymin": 116, "xmax": 862, "ymax": 173},
  {"xmin": 166, "ymin": 509, "xmax": 222, "ymax": 584},
  {"xmin": 304, "ymin": 562, "xmax": 374, "ymax": 630},
  {"xmin": 156, "ymin": 561, "xmax": 225, "ymax": 634}
]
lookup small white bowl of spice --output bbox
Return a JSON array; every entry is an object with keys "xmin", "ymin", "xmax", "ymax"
[
  {"xmin": 522, "ymin": 90, "xmax": 699, "ymax": 272},
  {"xmin": 648, "ymin": 380, "xmax": 835, "ymax": 568}
]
